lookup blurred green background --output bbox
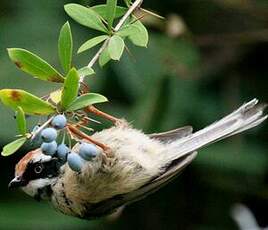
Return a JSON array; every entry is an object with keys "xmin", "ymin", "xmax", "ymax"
[{"xmin": 0, "ymin": 0, "xmax": 267, "ymax": 229}]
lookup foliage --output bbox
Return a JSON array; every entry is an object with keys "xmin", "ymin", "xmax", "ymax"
[{"xmin": 0, "ymin": 0, "xmax": 149, "ymax": 157}]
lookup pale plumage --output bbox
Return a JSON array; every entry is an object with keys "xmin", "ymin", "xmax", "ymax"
[{"xmin": 10, "ymin": 99, "xmax": 267, "ymax": 219}]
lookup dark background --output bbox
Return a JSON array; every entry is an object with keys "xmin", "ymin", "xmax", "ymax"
[{"xmin": 0, "ymin": 0, "xmax": 267, "ymax": 229}]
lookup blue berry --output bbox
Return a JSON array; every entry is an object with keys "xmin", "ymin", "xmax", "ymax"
[
  {"xmin": 67, "ymin": 152, "xmax": 85, "ymax": 172},
  {"xmin": 41, "ymin": 141, "xmax": 57, "ymax": 156},
  {"xmin": 56, "ymin": 144, "xmax": 70, "ymax": 161},
  {"xmin": 51, "ymin": 115, "xmax": 67, "ymax": 129},
  {"xmin": 79, "ymin": 143, "xmax": 99, "ymax": 161},
  {"xmin": 41, "ymin": 128, "xmax": 57, "ymax": 142}
]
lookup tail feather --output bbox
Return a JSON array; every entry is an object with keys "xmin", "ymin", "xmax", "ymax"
[{"xmin": 166, "ymin": 99, "xmax": 267, "ymax": 161}]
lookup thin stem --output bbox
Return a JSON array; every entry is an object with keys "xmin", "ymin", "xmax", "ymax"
[
  {"xmin": 114, "ymin": 0, "xmax": 143, "ymax": 32},
  {"xmin": 69, "ymin": 120, "xmax": 94, "ymax": 132},
  {"xmin": 83, "ymin": 116, "xmax": 102, "ymax": 124},
  {"xmin": 62, "ymin": 131, "xmax": 66, "ymax": 144},
  {"xmin": 66, "ymin": 127, "xmax": 77, "ymax": 141},
  {"xmin": 31, "ymin": 116, "xmax": 54, "ymax": 141},
  {"xmin": 67, "ymin": 130, "xmax": 72, "ymax": 148},
  {"xmin": 87, "ymin": 39, "xmax": 110, "ymax": 69},
  {"xmin": 85, "ymin": 105, "xmax": 119, "ymax": 124}
]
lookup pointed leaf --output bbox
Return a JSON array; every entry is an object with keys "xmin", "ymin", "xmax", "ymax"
[
  {"xmin": 99, "ymin": 47, "xmax": 111, "ymax": 67},
  {"xmin": 77, "ymin": 35, "xmax": 108, "ymax": 54},
  {"xmin": 61, "ymin": 68, "xmax": 80, "ymax": 110},
  {"xmin": 67, "ymin": 93, "xmax": 108, "ymax": 111},
  {"xmin": 16, "ymin": 107, "xmax": 27, "ymax": 135},
  {"xmin": 64, "ymin": 4, "xmax": 107, "ymax": 33},
  {"xmin": 58, "ymin": 22, "xmax": 73, "ymax": 73},
  {"xmin": 108, "ymin": 35, "xmax": 125, "ymax": 60},
  {"xmin": 116, "ymin": 24, "xmax": 140, "ymax": 37},
  {"xmin": 91, "ymin": 5, "xmax": 127, "ymax": 19},
  {"xmin": 128, "ymin": 20, "xmax": 149, "ymax": 47},
  {"xmin": 106, "ymin": 0, "xmax": 118, "ymax": 31},
  {"xmin": 7, "ymin": 48, "xmax": 65, "ymax": 83},
  {"xmin": 1, "ymin": 137, "xmax": 27, "ymax": 156},
  {"xmin": 0, "ymin": 89, "xmax": 56, "ymax": 115},
  {"xmin": 78, "ymin": 67, "xmax": 95, "ymax": 78}
]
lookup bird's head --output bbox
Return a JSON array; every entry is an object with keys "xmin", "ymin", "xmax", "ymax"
[{"xmin": 9, "ymin": 149, "xmax": 62, "ymax": 201}]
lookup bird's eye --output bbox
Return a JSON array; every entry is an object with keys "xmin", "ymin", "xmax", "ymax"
[{"xmin": 34, "ymin": 165, "xmax": 43, "ymax": 174}]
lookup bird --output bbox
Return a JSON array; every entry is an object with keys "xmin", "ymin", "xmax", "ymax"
[{"xmin": 8, "ymin": 99, "xmax": 267, "ymax": 220}]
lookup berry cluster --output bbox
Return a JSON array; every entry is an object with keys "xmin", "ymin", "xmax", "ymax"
[{"xmin": 35, "ymin": 114, "xmax": 99, "ymax": 172}]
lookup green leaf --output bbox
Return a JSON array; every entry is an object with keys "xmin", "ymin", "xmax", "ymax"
[
  {"xmin": 67, "ymin": 93, "xmax": 108, "ymax": 111},
  {"xmin": 64, "ymin": 4, "xmax": 107, "ymax": 33},
  {"xmin": 58, "ymin": 22, "xmax": 73, "ymax": 73},
  {"xmin": 0, "ymin": 89, "xmax": 56, "ymax": 115},
  {"xmin": 116, "ymin": 24, "xmax": 140, "ymax": 37},
  {"xmin": 108, "ymin": 35, "xmax": 125, "ymax": 60},
  {"xmin": 1, "ymin": 137, "xmax": 27, "ymax": 156},
  {"xmin": 78, "ymin": 67, "xmax": 95, "ymax": 78},
  {"xmin": 7, "ymin": 48, "xmax": 65, "ymax": 83},
  {"xmin": 77, "ymin": 35, "xmax": 108, "ymax": 54},
  {"xmin": 128, "ymin": 20, "xmax": 149, "ymax": 47},
  {"xmin": 16, "ymin": 107, "xmax": 26, "ymax": 135},
  {"xmin": 99, "ymin": 47, "xmax": 111, "ymax": 67},
  {"xmin": 106, "ymin": 0, "xmax": 117, "ymax": 31},
  {"xmin": 61, "ymin": 68, "xmax": 80, "ymax": 110},
  {"xmin": 91, "ymin": 5, "xmax": 127, "ymax": 20},
  {"xmin": 116, "ymin": 20, "xmax": 149, "ymax": 47}
]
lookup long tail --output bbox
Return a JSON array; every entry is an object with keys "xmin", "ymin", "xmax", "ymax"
[{"xmin": 167, "ymin": 99, "xmax": 267, "ymax": 161}]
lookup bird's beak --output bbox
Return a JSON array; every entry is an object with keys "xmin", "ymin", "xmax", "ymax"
[{"xmin": 8, "ymin": 177, "xmax": 27, "ymax": 189}]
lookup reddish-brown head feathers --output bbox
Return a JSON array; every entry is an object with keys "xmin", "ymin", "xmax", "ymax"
[{"xmin": 15, "ymin": 149, "xmax": 41, "ymax": 176}]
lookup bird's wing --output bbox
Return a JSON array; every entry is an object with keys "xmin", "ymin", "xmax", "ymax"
[
  {"xmin": 83, "ymin": 151, "xmax": 197, "ymax": 218},
  {"xmin": 149, "ymin": 126, "xmax": 193, "ymax": 143},
  {"xmin": 121, "ymin": 151, "xmax": 198, "ymax": 203}
]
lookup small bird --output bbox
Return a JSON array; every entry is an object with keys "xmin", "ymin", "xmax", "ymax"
[{"xmin": 9, "ymin": 99, "xmax": 267, "ymax": 219}]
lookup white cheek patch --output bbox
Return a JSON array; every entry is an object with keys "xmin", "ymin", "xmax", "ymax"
[
  {"xmin": 22, "ymin": 178, "xmax": 55, "ymax": 197},
  {"xmin": 32, "ymin": 154, "xmax": 52, "ymax": 163}
]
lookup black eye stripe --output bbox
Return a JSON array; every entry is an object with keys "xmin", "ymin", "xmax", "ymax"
[{"xmin": 22, "ymin": 159, "xmax": 61, "ymax": 182}]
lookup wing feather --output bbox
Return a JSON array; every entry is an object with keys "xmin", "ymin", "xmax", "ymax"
[
  {"xmin": 149, "ymin": 126, "xmax": 193, "ymax": 143},
  {"xmin": 82, "ymin": 151, "xmax": 197, "ymax": 218}
]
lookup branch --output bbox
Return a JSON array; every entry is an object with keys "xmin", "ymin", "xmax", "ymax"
[
  {"xmin": 87, "ymin": 39, "xmax": 109, "ymax": 69},
  {"xmin": 114, "ymin": 0, "xmax": 143, "ymax": 32},
  {"xmin": 80, "ymin": 0, "xmax": 143, "ymax": 83}
]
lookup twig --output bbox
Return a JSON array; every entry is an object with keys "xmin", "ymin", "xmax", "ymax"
[
  {"xmin": 86, "ymin": 39, "xmax": 109, "ymax": 70},
  {"xmin": 83, "ymin": 116, "xmax": 102, "ymax": 124},
  {"xmin": 80, "ymin": 0, "xmax": 144, "ymax": 83},
  {"xmin": 114, "ymin": 0, "xmax": 143, "ymax": 32},
  {"xmin": 85, "ymin": 106, "xmax": 119, "ymax": 124}
]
